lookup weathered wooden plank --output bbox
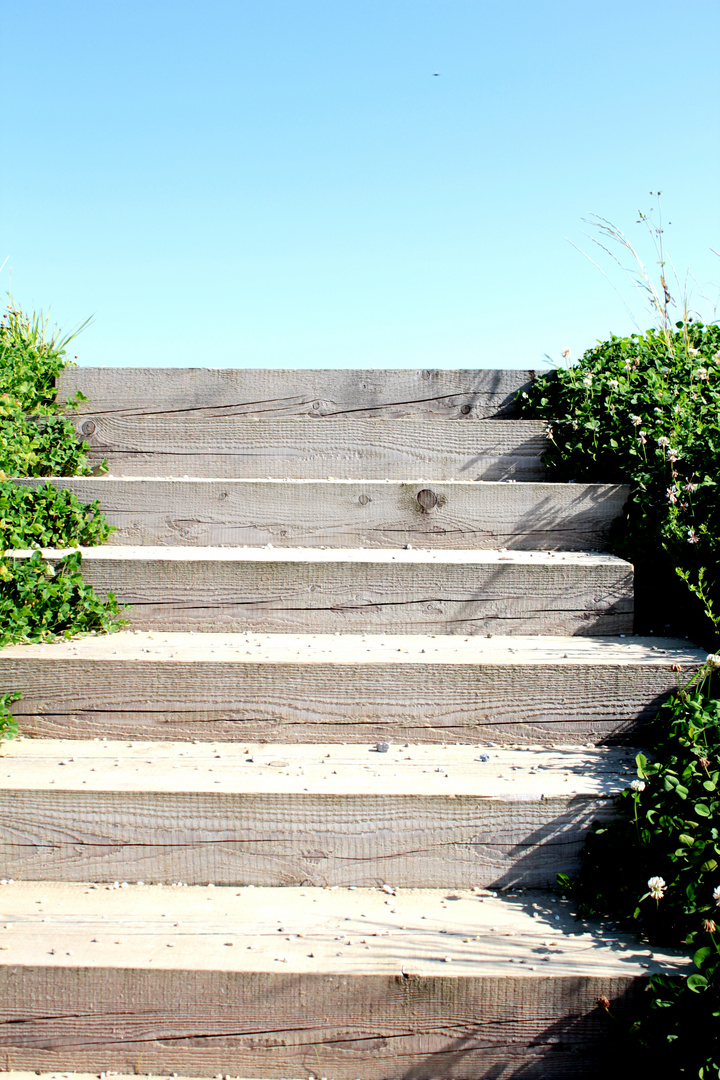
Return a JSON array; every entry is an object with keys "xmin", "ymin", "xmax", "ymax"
[
  {"xmin": 0, "ymin": 741, "xmax": 628, "ymax": 887},
  {"xmin": 16, "ymin": 479, "xmax": 630, "ymax": 549},
  {"xmin": 0, "ymin": 971, "xmax": 651, "ymax": 1078},
  {"xmin": 57, "ymin": 367, "xmax": 536, "ymax": 419},
  {"xmin": 0, "ymin": 632, "xmax": 703, "ymax": 744},
  {"xmin": 0, "ymin": 793, "xmax": 614, "ymax": 889},
  {"xmin": 73, "ymin": 416, "xmax": 547, "ymax": 480},
  {"xmin": 11, "ymin": 547, "xmax": 634, "ymax": 635},
  {"xmin": 0, "ymin": 884, "xmax": 688, "ymax": 1078}
]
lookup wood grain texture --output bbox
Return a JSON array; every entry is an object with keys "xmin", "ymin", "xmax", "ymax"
[
  {"xmin": 75, "ymin": 416, "xmax": 548, "ymax": 480},
  {"xmin": 13, "ymin": 546, "xmax": 634, "ymax": 635},
  {"xmin": 16, "ymin": 478, "xmax": 630, "ymax": 550},
  {"xmin": 0, "ymin": 791, "xmax": 616, "ymax": 888},
  {"xmin": 0, "ymin": 969, "xmax": 652, "ymax": 1079},
  {"xmin": 0, "ymin": 884, "xmax": 688, "ymax": 1078},
  {"xmin": 0, "ymin": 632, "xmax": 702, "ymax": 744},
  {"xmin": 0, "ymin": 741, "xmax": 630, "ymax": 887},
  {"xmin": 56, "ymin": 367, "xmax": 535, "ymax": 419}
]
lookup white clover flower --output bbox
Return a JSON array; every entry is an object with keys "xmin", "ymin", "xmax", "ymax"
[
  {"xmin": 696, "ymin": 368, "xmax": 709, "ymax": 381},
  {"xmin": 583, "ymin": 373, "xmax": 593, "ymax": 388},
  {"xmin": 688, "ymin": 348, "xmax": 700, "ymax": 357},
  {"xmin": 706, "ymin": 654, "xmax": 720, "ymax": 670},
  {"xmin": 713, "ymin": 885, "xmax": 720, "ymax": 904},
  {"xmin": 668, "ymin": 449, "xmax": 679, "ymax": 463},
  {"xmin": 648, "ymin": 877, "xmax": 666, "ymax": 900},
  {"xmin": 630, "ymin": 779, "xmax": 646, "ymax": 792},
  {"xmin": 608, "ymin": 378, "xmax": 619, "ymax": 390},
  {"xmin": 685, "ymin": 482, "xmax": 698, "ymax": 493},
  {"xmin": 657, "ymin": 436, "xmax": 671, "ymax": 448},
  {"xmin": 561, "ymin": 347, "xmax": 571, "ymax": 359},
  {"xmin": 688, "ymin": 528, "xmax": 700, "ymax": 544},
  {"xmin": 666, "ymin": 487, "xmax": 677, "ymax": 504},
  {"xmin": 631, "ymin": 415, "xmax": 642, "ymax": 426}
]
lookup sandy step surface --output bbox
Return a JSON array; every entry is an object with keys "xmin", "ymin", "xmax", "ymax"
[
  {"xmin": 0, "ymin": 883, "xmax": 688, "ymax": 1079},
  {"xmin": 0, "ymin": 740, "xmax": 632, "ymax": 888},
  {"xmin": 0, "ymin": 632, "xmax": 704, "ymax": 744}
]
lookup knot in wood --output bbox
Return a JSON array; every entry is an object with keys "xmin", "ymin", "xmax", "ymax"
[
  {"xmin": 416, "ymin": 488, "xmax": 438, "ymax": 511},
  {"xmin": 81, "ymin": 420, "xmax": 96, "ymax": 436}
]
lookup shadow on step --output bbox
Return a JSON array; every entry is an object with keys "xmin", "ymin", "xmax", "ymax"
[
  {"xmin": 397, "ymin": 893, "xmax": 656, "ymax": 1079},
  {"xmin": 485, "ymin": 793, "xmax": 616, "ymax": 891},
  {"xmin": 396, "ymin": 985, "xmax": 640, "ymax": 1079}
]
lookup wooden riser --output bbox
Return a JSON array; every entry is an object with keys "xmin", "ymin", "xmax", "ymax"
[
  {"xmin": 12, "ymin": 547, "xmax": 634, "ymax": 636},
  {"xmin": 1, "ymin": 633, "xmax": 703, "ymax": 744},
  {"xmin": 57, "ymin": 367, "xmax": 535, "ymax": 419},
  {"xmin": 74, "ymin": 416, "xmax": 548, "ymax": 480},
  {"xmin": 17, "ymin": 479, "xmax": 629, "ymax": 549},
  {"xmin": 0, "ymin": 741, "xmax": 628, "ymax": 888},
  {"xmin": 0, "ymin": 883, "xmax": 687, "ymax": 1079}
]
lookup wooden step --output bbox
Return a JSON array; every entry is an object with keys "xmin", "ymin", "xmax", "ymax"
[
  {"xmin": 57, "ymin": 367, "xmax": 535, "ymax": 419},
  {"xmin": 1, "ymin": 632, "xmax": 703, "ymax": 744},
  {"xmin": 18, "ymin": 478, "xmax": 629, "ymax": 549},
  {"xmin": 0, "ymin": 740, "xmax": 631, "ymax": 888},
  {"xmin": 11, "ymin": 547, "xmax": 634, "ymax": 635},
  {"xmin": 72, "ymin": 416, "xmax": 548, "ymax": 481},
  {"xmin": 0, "ymin": 882, "xmax": 688, "ymax": 1078}
]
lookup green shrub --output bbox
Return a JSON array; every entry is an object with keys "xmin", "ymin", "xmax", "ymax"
[
  {"xmin": 0, "ymin": 550, "xmax": 123, "ymax": 646},
  {"xmin": 0, "ymin": 482, "xmax": 112, "ymax": 549},
  {"xmin": 521, "ymin": 304, "xmax": 720, "ymax": 1073},
  {"xmin": 560, "ymin": 673, "xmax": 720, "ymax": 943},
  {"xmin": 0, "ymin": 300, "xmax": 90, "ymax": 413},
  {"xmin": 519, "ymin": 321, "xmax": 720, "ymax": 640},
  {"xmin": 0, "ymin": 394, "xmax": 92, "ymax": 478},
  {"xmin": 0, "ymin": 692, "xmax": 20, "ymax": 742},
  {"xmin": 559, "ymin": 668, "xmax": 720, "ymax": 1076},
  {"xmin": 0, "ymin": 296, "xmax": 125, "ymax": 737}
]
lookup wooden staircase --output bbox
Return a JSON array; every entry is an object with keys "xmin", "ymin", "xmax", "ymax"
[{"xmin": 0, "ymin": 368, "xmax": 701, "ymax": 1078}]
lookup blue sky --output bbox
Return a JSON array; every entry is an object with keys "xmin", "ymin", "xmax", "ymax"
[{"xmin": 2, "ymin": 0, "xmax": 719, "ymax": 369}]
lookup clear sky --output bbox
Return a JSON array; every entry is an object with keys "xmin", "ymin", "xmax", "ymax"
[{"xmin": 2, "ymin": 0, "xmax": 719, "ymax": 369}]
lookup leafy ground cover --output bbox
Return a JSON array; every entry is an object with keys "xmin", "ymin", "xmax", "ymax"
[
  {"xmin": 521, "ymin": 316, "xmax": 720, "ymax": 1074},
  {"xmin": 0, "ymin": 298, "xmax": 124, "ymax": 738},
  {"xmin": 519, "ymin": 320, "xmax": 719, "ymax": 643}
]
